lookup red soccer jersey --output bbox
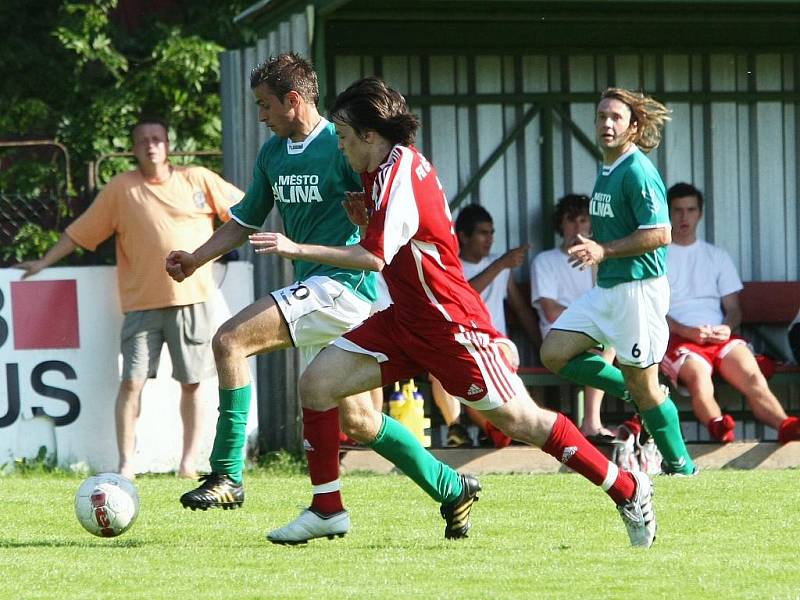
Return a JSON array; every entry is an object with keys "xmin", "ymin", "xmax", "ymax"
[{"xmin": 359, "ymin": 145, "xmax": 496, "ymax": 334}]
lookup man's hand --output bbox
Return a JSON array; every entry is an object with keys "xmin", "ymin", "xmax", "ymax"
[
  {"xmin": 342, "ymin": 191, "xmax": 369, "ymax": 227},
  {"xmin": 249, "ymin": 232, "xmax": 300, "ymax": 259},
  {"xmin": 708, "ymin": 324, "xmax": 731, "ymax": 343},
  {"xmin": 499, "ymin": 244, "xmax": 529, "ymax": 269},
  {"xmin": 567, "ymin": 234, "xmax": 605, "ymax": 270},
  {"xmin": 166, "ymin": 250, "xmax": 199, "ymax": 282},
  {"xmin": 686, "ymin": 325, "xmax": 717, "ymax": 345},
  {"xmin": 13, "ymin": 259, "xmax": 47, "ymax": 280}
]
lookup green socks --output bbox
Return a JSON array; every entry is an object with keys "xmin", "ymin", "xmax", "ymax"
[
  {"xmin": 209, "ymin": 385, "xmax": 251, "ymax": 484},
  {"xmin": 641, "ymin": 398, "xmax": 696, "ymax": 475},
  {"xmin": 559, "ymin": 353, "xmax": 695, "ymax": 474},
  {"xmin": 369, "ymin": 414, "xmax": 463, "ymax": 503},
  {"xmin": 558, "ymin": 352, "xmax": 627, "ymax": 398}
]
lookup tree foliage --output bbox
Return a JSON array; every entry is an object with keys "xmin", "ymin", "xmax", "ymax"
[{"xmin": 0, "ymin": 0, "xmax": 257, "ymax": 193}]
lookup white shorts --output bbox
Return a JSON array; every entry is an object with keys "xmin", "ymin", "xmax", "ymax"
[
  {"xmin": 271, "ymin": 276, "xmax": 372, "ymax": 364},
  {"xmin": 551, "ymin": 276, "xmax": 670, "ymax": 368}
]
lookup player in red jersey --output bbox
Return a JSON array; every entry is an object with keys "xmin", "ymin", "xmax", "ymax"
[{"xmin": 251, "ymin": 77, "xmax": 657, "ymax": 547}]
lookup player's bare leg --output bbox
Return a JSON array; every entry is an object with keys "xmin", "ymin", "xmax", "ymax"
[
  {"xmin": 717, "ymin": 345, "xmax": 800, "ymax": 442},
  {"xmin": 479, "ymin": 384, "xmax": 656, "ymax": 547},
  {"xmin": 540, "ymin": 329, "xmax": 601, "ymax": 376},
  {"xmin": 178, "ymin": 382, "xmax": 202, "ymax": 478},
  {"xmin": 181, "ymin": 295, "xmax": 291, "ymax": 510},
  {"xmin": 579, "ymin": 347, "xmax": 616, "ymax": 438},
  {"xmin": 213, "ymin": 295, "xmax": 292, "ymax": 389},
  {"xmin": 116, "ymin": 378, "xmax": 146, "ymax": 480},
  {"xmin": 269, "ymin": 347, "xmax": 478, "ymax": 544}
]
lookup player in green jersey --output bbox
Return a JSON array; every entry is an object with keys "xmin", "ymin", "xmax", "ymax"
[
  {"xmin": 165, "ymin": 53, "xmax": 382, "ymax": 515},
  {"xmin": 540, "ymin": 87, "xmax": 696, "ymax": 476}
]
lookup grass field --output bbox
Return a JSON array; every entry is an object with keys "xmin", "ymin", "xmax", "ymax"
[{"xmin": 1, "ymin": 468, "xmax": 798, "ymax": 599}]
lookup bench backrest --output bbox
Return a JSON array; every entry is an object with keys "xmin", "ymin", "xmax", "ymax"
[
  {"xmin": 510, "ymin": 280, "xmax": 799, "ymax": 327},
  {"xmin": 739, "ymin": 281, "xmax": 800, "ymax": 325}
]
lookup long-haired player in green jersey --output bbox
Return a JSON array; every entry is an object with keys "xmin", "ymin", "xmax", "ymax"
[
  {"xmin": 540, "ymin": 88, "xmax": 696, "ymax": 476},
  {"xmin": 165, "ymin": 53, "xmax": 384, "ymax": 527}
]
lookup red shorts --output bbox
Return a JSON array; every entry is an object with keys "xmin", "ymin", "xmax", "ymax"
[
  {"xmin": 660, "ymin": 333, "xmax": 747, "ymax": 388},
  {"xmin": 334, "ymin": 306, "xmax": 523, "ymax": 410}
]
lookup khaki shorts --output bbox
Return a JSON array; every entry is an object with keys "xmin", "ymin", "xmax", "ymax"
[{"xmin": 121, "ymin": 302, "xmax": 215, "ymax": 384}]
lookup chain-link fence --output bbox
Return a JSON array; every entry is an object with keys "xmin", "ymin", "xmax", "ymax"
[{"xmin": 1, "ymin": 142, "xmax": 221, "ymax": 267}]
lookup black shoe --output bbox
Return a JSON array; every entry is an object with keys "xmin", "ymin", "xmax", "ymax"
[
  {"xmin": 180, "ymin": 472, "xmax": 244, "ymax": 510},
  {"xmin": 446, "ymin": 423, "xmax": 471, "ymax": 448},
  {"xmin": 440, "ymin": 474, "xmax": 481, "ymax": 539}
]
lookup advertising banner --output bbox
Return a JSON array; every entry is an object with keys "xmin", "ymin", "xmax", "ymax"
[{"xmin": 0, "ymin": 262, "xmax": 257, "ymax": 474}]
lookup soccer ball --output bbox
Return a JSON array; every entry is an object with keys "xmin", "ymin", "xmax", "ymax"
[{"xmin": 75, "ymin": 473, "xmax": 140, "ymax": 537}]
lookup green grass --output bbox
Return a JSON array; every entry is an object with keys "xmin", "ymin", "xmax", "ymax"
[{"xmin": 1, "ymin": 470, "xmax": 798, "ymax": 599}]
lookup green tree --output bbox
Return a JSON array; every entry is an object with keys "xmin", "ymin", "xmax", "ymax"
[{"xmin": 0, "ymin": 0, "xmax": 257, "ymax": 262}]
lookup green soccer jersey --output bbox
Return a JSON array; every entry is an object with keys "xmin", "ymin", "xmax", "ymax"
[
  {"xmin": 231, "ymin": 118, "xmax": 376, "ymax": 302},
  {"xmin": 589, "ymin": 147, "xmax": 670, "ymax": 288}
]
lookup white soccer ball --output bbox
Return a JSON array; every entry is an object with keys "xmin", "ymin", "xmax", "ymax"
[{"xmin": 74, "ymin": 473, "xmax": 140, "ymax": 537}]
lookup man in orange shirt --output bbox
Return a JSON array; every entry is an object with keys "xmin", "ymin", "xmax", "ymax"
[{"xmin": 16, "ymin": 117, "xmax": 243, "ymax": 479}]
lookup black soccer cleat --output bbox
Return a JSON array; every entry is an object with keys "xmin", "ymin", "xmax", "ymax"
[
  {"xmin": 180, "ymin": 472, "xmax": 244, "ymax": 511},
  {"xmin": 440, "ymin": 474, "xmax": 481, "ymax": 539}
]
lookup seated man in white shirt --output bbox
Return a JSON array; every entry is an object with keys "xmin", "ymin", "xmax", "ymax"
[
  {"xmin": 662, "ymin": 182, "xmax": 800, "ymax": 443},
  {"xmin": 432, "ymin": 204, "xmax": 540, "ymax": 447},
  {"xmin": 530, "ymin": 193, "xmax": 615, "ymax": 441}
]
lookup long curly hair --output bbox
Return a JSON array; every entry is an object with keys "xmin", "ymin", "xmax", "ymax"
[{"xmin": 601, "ymin": 88, "xmax": 671, "ymax": 153}]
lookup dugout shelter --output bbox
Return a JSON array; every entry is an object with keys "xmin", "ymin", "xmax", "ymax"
[{"xmin": 223, "ymin": 0, "xmax": 800, "ymax": 451}]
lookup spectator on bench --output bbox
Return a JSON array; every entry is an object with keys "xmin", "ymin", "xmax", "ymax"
[
  {"xmin": 662, "ymin": 182, "xmax": 800, "ymax": 443},
  {"xmin": 531, "ymin": 194, "xmax": 616, "ymax": 442},
  {"xmin": 432, "ymin": 204, "xmax": 540, "ymax": 447}
]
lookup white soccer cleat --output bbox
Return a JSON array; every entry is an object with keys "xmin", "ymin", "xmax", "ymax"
[
  {"xmin": 617, "ymin": 471, "xmax": 656, "ymax": 548},
  {"xmin": 266, "ymin": 509, "xmax": 350, "ymax": 545}
]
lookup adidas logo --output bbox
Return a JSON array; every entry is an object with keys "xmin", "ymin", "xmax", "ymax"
[
  {"xmin": 467, "ymin": 383, "xmax": 485, "ymax": 396},
  {"xmin": 561, "ymin": 446, "xmax": 578, "ymax": 463},
  {"xmin": 303, "ymin": 438, "xmax": 314, "ymax": 452}
]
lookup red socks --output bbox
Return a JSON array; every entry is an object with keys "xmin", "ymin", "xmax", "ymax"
[
  {"xmin": 484, "ymin": 421, "xmax": 512, "ymax": 448},
  {"xmin": 542, "ymin": 413, "xmax": 636, "ymax": 505},
  {"xmin": 707, "ymin": 414, "xmax": 736, "ymax": 443},
  {"xmin": 303, "ymin": 407, "xmax": 344, "ymax": 514},
  {"xmin": 778, "ymin": 416, "xmax": 800, "ymax": 443}
]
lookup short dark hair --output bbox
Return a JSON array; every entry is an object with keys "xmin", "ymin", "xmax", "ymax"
[
  {"xmin": 667, "ymin": 182, "xmax": 704, "ymax": 212},
  {"xmin": 553, "ymin": 194, "xmax": 590, "ymax": 237},
  {"xmin": 131, "ymin": 116, "xmax": 168, "ymax": 140},
  {"xmin": 250, "ymin": 52, "xmax": 319, "ymax": 105},
  {"xmin": 455, "ymin": 204, "xmax": 493, "ymax": 237},
  {"xmin": 330, "ymin": 77, "xmax": 419, "ymax": 146}
]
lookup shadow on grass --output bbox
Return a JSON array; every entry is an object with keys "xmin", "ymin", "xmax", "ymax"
[{"xmin": 0, "ymin": 538, "xmax": 145, "ymax": 548}]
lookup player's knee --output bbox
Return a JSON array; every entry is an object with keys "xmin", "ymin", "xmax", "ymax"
[
  {"xmin": 339, "ymin": 406, "xmax": 372, "ymax": 442},
  {"xmin": 298, "ymin": 369, "xmax": 325, "ymax": 406},
  {"xmin": 539, "ymin": 343, "xmax": 566, "ymax": 373},
  {"xmin": 211, "ymin": 324, "xmax": 239, "ymax": 361}
]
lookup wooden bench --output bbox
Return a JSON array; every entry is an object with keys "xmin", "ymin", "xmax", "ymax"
[
  {"xmin": 737, "ymin": 281, "xmax": 800, "ymax": 382},
  {"xmin": 508, "ymin": 281, "xmax": 800, "ymax": 415}
]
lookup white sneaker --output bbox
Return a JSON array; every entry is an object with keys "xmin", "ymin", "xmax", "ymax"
[
  {"xmin": 266, "ymin": 509, "xmax": 350, "ymax": 545},
  {"xmin": 617, "ymin": 471, "xmax": 656, "ymax": 548},
  {"xmin": 611, "ymin": 430, "xmax": 640, "ymax": 473}
]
